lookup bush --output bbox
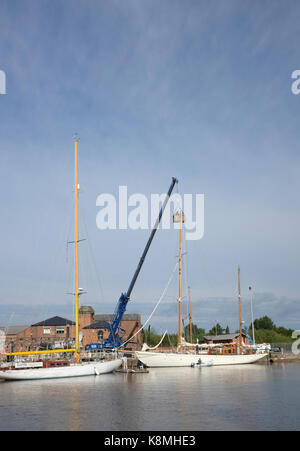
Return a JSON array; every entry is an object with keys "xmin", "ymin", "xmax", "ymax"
[{"xmin": 249, "ymin": 329, "xmax": 294, "ymax": 344}]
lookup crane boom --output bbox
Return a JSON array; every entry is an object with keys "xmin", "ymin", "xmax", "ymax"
[{"xmin": 102, "ymin": 177, "xmax": 178, "ymax": 349}]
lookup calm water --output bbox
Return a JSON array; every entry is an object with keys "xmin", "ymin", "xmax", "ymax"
[{"xmin": 0, "ymin": 363, "xmax": 299, "ymax": 431}]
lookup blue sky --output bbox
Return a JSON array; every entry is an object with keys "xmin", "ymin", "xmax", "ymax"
[{"xmin": 0, "ymin": 0, "xmax": 300, "ymax": 333}]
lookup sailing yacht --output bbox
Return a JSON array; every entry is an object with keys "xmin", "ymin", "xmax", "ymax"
[
  {"xmin": 0, "ymin": 138, "xmax": 122, "ymax": 381},
  {"xmin": 136, "ymin": 210, "xmax": 267, "ymax": 367}
]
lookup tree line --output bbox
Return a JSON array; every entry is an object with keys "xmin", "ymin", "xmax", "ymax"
[{"xmin": 142, "ymin": 316, "xmax": 295, "ymax": 346}]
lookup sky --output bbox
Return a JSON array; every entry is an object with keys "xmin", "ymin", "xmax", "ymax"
[{"xmin": 0, "ymin": 0, "xmax": 300, "ymax": 334}]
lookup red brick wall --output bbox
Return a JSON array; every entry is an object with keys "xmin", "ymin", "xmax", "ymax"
[
  {"xmin": 79, "ymin": 312, "xmax": 94, "ymax": 330},
  {"xmin": 82, "ymin": 319, "xmax": 142, "ymax": 350},
  {"xmin": 4, "ymin": 325, "xmax": 76, "ymax": 353}
]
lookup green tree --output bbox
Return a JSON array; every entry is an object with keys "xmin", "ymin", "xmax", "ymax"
[
  {"xmin": 184, "ymin": 323, "xmax": 206, "ymax": 343},
  {"xmin": 142, "ymin": 327, "xmax": 179, "ymax": 347},
  {"xmin": 275, "ymin": 326, "xmax": 294, "ymax": 337},
  {"xmin": 208, "ymin": 323, "xmax": 223, "ymax": 336},
  {"xmin": 253, "ymin": 316, "xmax": 275, "ymax": 331},
  {"xmin": 247, "ymin": 316, "xmax": 295, "ymax": 344}
]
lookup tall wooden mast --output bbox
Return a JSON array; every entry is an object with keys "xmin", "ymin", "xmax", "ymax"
[
  {"xmin": 188, "ymin": 286, "xmax": 192, "ymax": 344},
  {"xmin": 238, "ymin": 265, "xmax": 242, "ymax": 352},
  {"xmin": 75, "ymin": 137, "xmax": 80, "ymax": 362},
  {"xmin": 178, "ymin": 210, "xmax": 183, "ymax": 351}
]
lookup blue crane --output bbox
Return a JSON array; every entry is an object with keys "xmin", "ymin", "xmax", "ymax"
[{"xmin": 101, "ymin": 177, "xmax": 178, "ymax": 349}]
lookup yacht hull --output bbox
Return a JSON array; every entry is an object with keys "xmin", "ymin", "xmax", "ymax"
[
  {"xmin": 0, "ymin": 359, "xmax": 122, "ymax": 381},
  {"xmin": 135, "ymin": 351, "xmax": 267, "ymax": 367}
]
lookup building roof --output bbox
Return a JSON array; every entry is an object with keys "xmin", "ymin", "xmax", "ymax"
[
  {"xmin": 83, "ymin": 320, "xmax": 110, "ymax": 330},
  {"xmin": 204, "ymin": 333, "xmax": 247, "ymax": 341},
  {"xmin": 94, "ymin": 313, "xmax": 140, "ymax": 322},
  {"xmin": 0, "ymin": 325, "xmax": 29, "ymax": 335},
  {"xmin": 31, "ymin": 316, "xmax": 75, "ymax": 327}
]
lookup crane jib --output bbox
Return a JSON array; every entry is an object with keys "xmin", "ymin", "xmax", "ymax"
[{"xmin": 103, "ymin": 177, "xmax": 178, "ymax": 349}]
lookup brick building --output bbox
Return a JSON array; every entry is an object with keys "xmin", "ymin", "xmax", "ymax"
[
  {"xmin": 82, "ymin": 313, "xmax": 142, "ymax": 350},
  {"xmin": 0, "ymin": 326, "xmax": 29, "ymax": 353},
  {"xmin": 0, "ymin": 306, "xmax": 142, "ymax": 355},
  {"xmin": 0, "ymin": 317, "xmax": 76, "ymax": 354}
]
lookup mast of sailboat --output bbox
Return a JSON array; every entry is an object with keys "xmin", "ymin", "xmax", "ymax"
[
  {"xmin": 4, "ymin": 139, "xmax": 80, "ymax": 359},
  {"xmin": 178, "ymin": 210, "xmax": 183, "ymax": 351},
  {"xmin": 238, "ymin": 265, "xmax": 242, "ymax": 353},
  {"xmin": 75, "ymin": 137, "xmax": 80, "ymax": 362},
  {"xmin": 188, "ymin": 286, "xmax": 192, "ymax": 344},
  {"xmin": 249, "ymin": 286, "xmax": 256, "ymax": 346}
]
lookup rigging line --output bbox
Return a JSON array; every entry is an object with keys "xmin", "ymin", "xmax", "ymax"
[
  {"xmin": 4, "ymin": 313, "xmax": 15, "ymax": 336},
  {"xmin": 182, "ymin": 222, "xmax": 192, "ymax": 322},
  {"xmin": 66, "ymin": 251, "xmax": 75, "ymax": 298},
  {"xmin": 66, "ymin": 196, "xmax": 76, "ymax": 261},
  {"xmin": 77, "ymin": 214, "xmax": 90, "ymax": 297},
  {"xmin": 117, "ymin": 261, "xmax": 179, "ymax": 349},
  {"xmin": 177, "ymin": 180, "xmax": 189, "ymax": 274},
  {"xmin": 36, "ymin": 191, "xmax": 75, "ymax": 324},
  {"xmin": 167, "ymin": 332, "xmax": 177, "ymax": 349},
  {"xmin": 175, "ymin": 181, "xmax": 190, "ymax": 336},
  {"xmin": 65, "ymin": 197, "xmax": 76, "ymax": 301},
  {"xmin": 78, "ymin": 200, "xmax": 106, "ymax": 305},
  {"xmin": 13, "ymin": 192, "xmax": 73, "ymax": 328}
]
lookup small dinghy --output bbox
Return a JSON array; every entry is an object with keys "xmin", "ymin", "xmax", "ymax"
[{"xmin": 191, "ymin": 359, "xmax": 214, "ymax": 368}]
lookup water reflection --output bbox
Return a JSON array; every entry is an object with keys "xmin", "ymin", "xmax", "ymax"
[{"xmin": 0, "ymin": 364, "xmax": 300, "ymax": 431}]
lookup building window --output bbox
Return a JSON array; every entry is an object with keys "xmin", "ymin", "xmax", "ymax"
[
  {"xmin": 56, "ymin": 328, "xmax": 65, "ymax": 334},
  {"xmin": 43, "ymin": 328, "xmax": 51, "ymax": 335},
  {"xmin": 98, "ymin": 331, "xmax": 103, "ymax": 341}
]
